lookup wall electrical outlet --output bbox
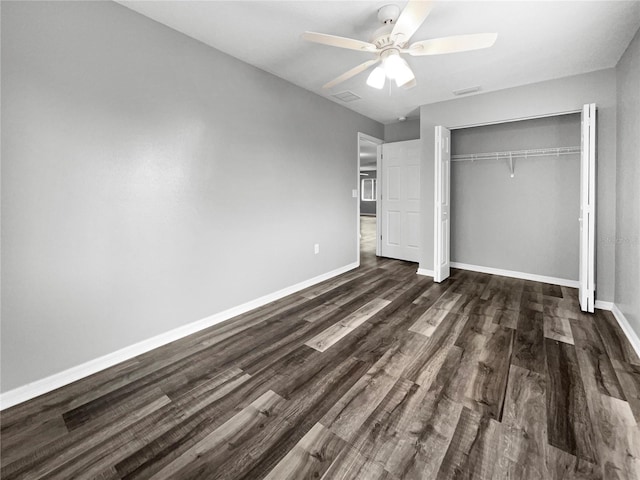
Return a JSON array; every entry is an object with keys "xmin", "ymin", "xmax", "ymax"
[
  {"xmin": 352, "ymin": 189, "xmax": 358, "ymax": 198},
  {"xmin": 314, "ymin": 244, "xmax": 320, "ymax": 254}
]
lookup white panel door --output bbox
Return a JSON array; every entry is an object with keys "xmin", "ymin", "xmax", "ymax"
[
  {"xmin": 579, "ymin": 103, "xmax": 596, "ymax": 313},
  {"xmin": 380, "ymin": 139, "xmax": 421, "ymax": 262},
  {"xmin": 434, "ymin": 126, "xmax": 451, "ymax": 283}
]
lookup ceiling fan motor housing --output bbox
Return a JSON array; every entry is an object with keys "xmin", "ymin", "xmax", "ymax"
[
  {"xmin": 377, "ymin": 4, "xmax": 400, "ymax": 24},
  {"xmin": 372, "ymin": 4, "xmax": 401, "ymax": 47}
]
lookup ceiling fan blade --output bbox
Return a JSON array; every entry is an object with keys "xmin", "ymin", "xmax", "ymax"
[
  {"xmin": 391, "ymin": 0, "xmax": 435, "ymax": 47},
  {"xmin": 408, "ymin": 33, "xmax": 498, "ymax": 56},
  {"xmin": 302, "ymin": 32, "xmax": 378, "ymax": 52},
  {"xmin": 323, "ymin": 59, "xmax": 380, "ymax": 89}
]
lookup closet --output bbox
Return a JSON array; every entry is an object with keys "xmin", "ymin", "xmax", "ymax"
[
  {"xmin": 452, "ymin": 113, "xmax": 580, "ymax": 278},
  {"xmin": 434, "ymin": 108, "xmax": 597, "ymax": 312}
]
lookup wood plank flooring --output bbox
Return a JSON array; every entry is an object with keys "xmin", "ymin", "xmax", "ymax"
[{"xmin": 2, "ymin": 217, "xmax": 640, "ymax": 479}]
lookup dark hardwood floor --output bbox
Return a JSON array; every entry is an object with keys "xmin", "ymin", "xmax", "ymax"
[{"xmin": 2, "ymin": 218, "xmax": 640, "ymax": 479}]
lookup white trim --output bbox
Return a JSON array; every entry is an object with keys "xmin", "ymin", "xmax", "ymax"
[
  {"xmin": 610, "ymin": 304, "xmax": 640, "ymax": 360},
  {"xmin": 358, "ymin": 132, "xmax": 384, "ymax": 145},
  {"xmin": 594, "ymin": 300, "xmax": 614, "ymax": 311},
  {"xmin": 0, "ymin": 262, "xmax": 359, "ymax": 411},
  {"xmin": 449, "ymin": 262, "xmax": 579, "ymax": 288},
  {"xmin": 416, "ymin": 268, "xmax": 434, "ymax": 277}
]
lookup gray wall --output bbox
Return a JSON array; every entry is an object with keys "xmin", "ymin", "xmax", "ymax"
[
  {"xmin": 451, "ymin": 114, "xmax": 581, "ymax": 280},
  {"xmin": 1, "ymin": 1, "xmax": 382, "ymax": 392},
  {"xmin": 384, "ymin": 119, "xmax": 420, "ymax": 142},
  {"xmin": 615, "ymin": 27, "xmax": 640, "ymax": 335},
  {"xmin": 360, "ymin": 170, "xmax": 377, "ymax": 216},
  {"xmin": 421, "ymin": 68, "xmax": 618, "ymax": 302}
]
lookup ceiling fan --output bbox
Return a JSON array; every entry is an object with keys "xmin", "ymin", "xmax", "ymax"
[{"xmin": 302, "ymin": 0, "xmax": 498, "ymax": 90}]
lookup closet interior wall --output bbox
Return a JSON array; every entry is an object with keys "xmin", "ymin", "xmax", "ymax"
[{"xmin": 450, "ymin": 113, "xmax": 581, "ymax": 282}]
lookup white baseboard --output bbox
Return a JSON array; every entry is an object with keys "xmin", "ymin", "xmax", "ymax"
[
  {"xmin": 0, "ymin": 262, "xmax": 359, "ymax": 411},
  {"xmin": 595, "ymin": 300, "xmax": 614, "ymax": 310},
  {"xmin": 610, "ymin": 304, "xmax": 640, "ymax": 360},
  {"xmin": 416, "ymin": 268, "xmax": 434, "ymax": 277},
  {"xmin": 449, "ymin": 262, "xmax": 580, "ymax": 288}
]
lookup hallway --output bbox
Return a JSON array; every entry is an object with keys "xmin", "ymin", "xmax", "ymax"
[{"xmin": 360, "ymin": 215, "xmax": 377, "ymax": 266}]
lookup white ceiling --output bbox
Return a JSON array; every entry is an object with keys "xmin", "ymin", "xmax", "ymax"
[{"xmin": 118, "ymin": 1, "xmax": 640, "ymax": 124}]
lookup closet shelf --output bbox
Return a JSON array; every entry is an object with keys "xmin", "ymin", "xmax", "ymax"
[
  {"xmin": 451, "ymin": 146, "xmax": 581, "ymax": 162},
  {"xmin": 451, "ymin": 146, "xmax": 581, "ymax": 177}
]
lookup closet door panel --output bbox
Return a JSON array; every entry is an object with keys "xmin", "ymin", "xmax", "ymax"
[
  {"xmin": 579, "ymin": 103, "xmax": 596, "ymax": 313},
  {"xmin": 434, "ymin": 126, "xmax": 451, "ymax": 282}
]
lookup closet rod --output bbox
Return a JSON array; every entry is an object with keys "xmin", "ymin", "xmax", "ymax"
[{"xmin": 451, "ymin": 145, "xmax": 580, "ymax": 162}]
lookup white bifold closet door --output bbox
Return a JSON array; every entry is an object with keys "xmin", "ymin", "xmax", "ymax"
[
  {"xmin": 579, "ymin": 103, "xmax": 596, "ymax": 313},
  {"xmin": 434, "ymin": 126, "xmax": 451, "ymax": 283},
  {"xmin": 379, "ymin": 139, "xmax": 421, "ymax": 262}
]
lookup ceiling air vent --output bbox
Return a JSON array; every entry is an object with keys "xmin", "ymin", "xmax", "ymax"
[{"xmin": 331, "ymin": 91, "xmax": 361, "ymax": 103}]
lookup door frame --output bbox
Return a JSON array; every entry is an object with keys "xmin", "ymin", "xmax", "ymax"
[
  {"xmin": 357, "ymin": 132, "xmax": 383, "ymax": 263},
  {"xmin": 433, "ymin": 107, "xmax": 594, "ymax": 298}
]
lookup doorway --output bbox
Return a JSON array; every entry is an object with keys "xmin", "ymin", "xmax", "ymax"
[{"xmin": 357, "ymin": 133, "xmax": 383, "ymax": 265}]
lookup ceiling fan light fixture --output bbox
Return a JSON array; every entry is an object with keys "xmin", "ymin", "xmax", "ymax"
[
  {"xmin": 379, "ymin": 50, "xmax": 415, "ymax": 87},
  {"xmin": 393, "ymin": 57, "xmax": 415, "ymax": 87},
  {"xmin": 366, "ymin": 66, "xmax": 386, "ymax": 89},
  {"xmin": 381, "ymin": 50, "xmax": 403, "ymax": 79}
]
